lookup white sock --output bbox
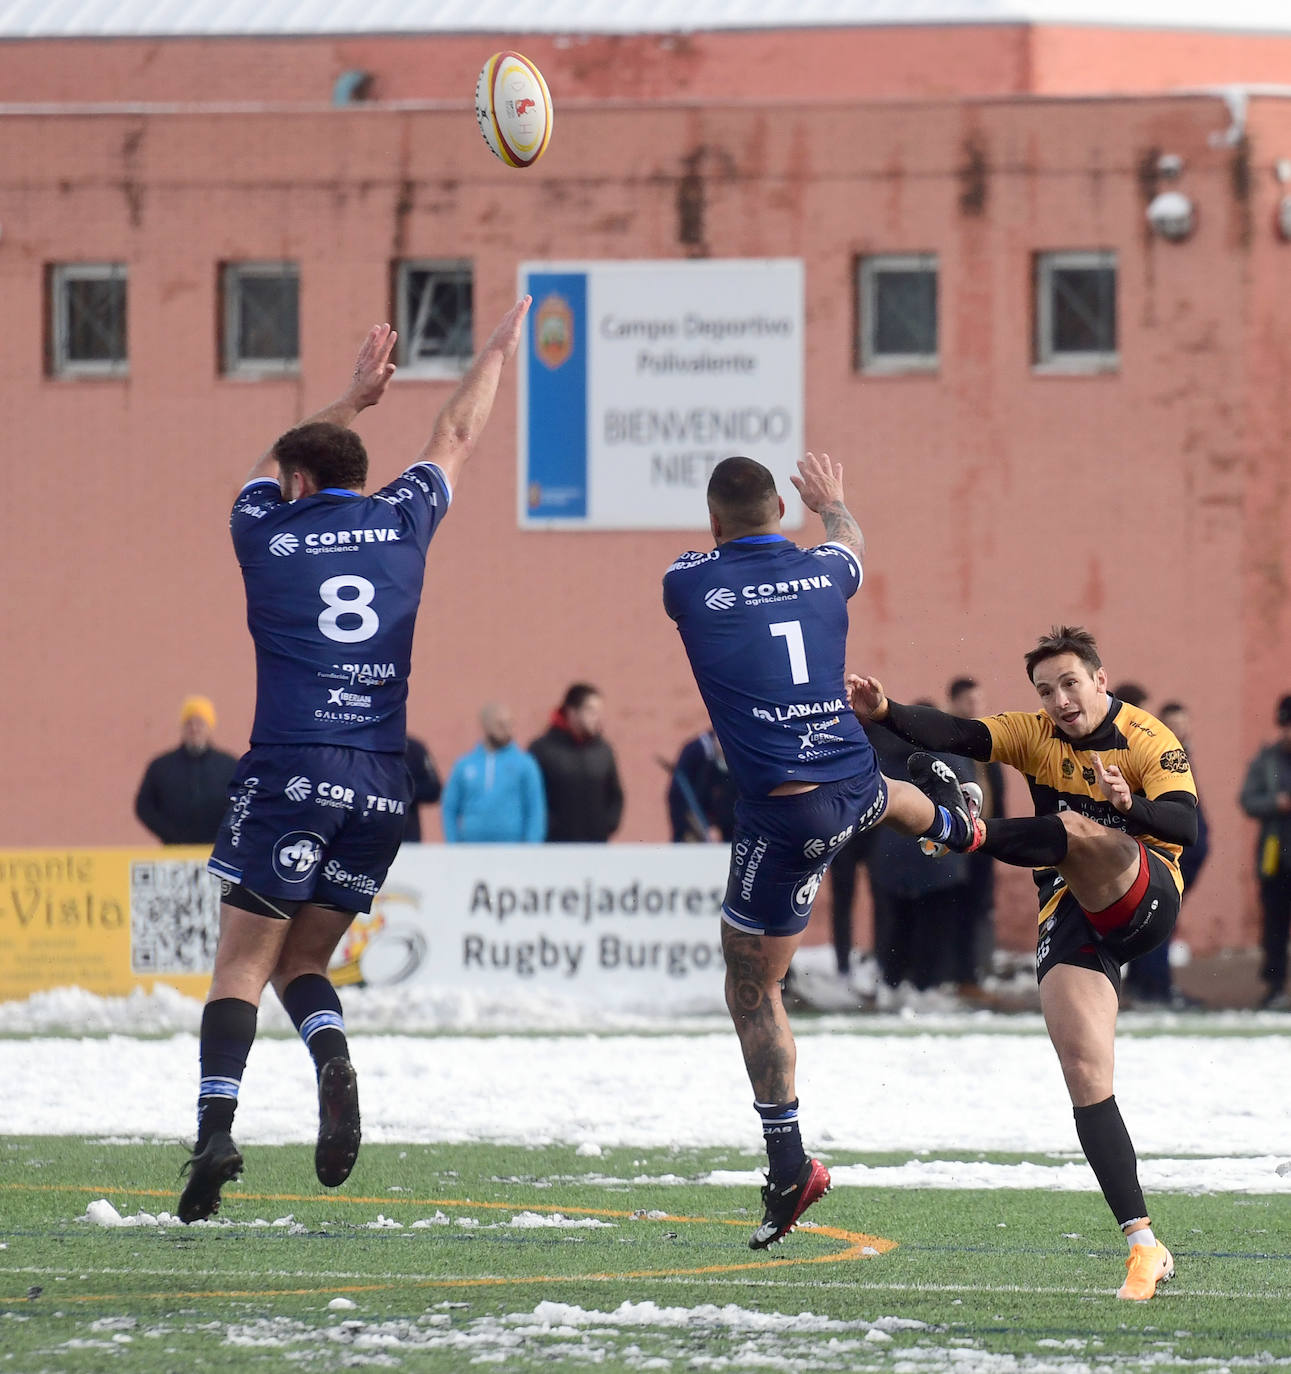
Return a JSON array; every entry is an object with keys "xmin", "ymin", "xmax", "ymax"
[{"xmin": 1124, "ymin": 1219, "xmax": 1156, "ymax": 1251}]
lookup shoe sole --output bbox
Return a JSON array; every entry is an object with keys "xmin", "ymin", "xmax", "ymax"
[
  {"xmin": 748, "ymin": 1162, "xmax": 832, "ymax": 1250},
  {"xmin": 177, "ymin": 1142, "xmax": 244, "ymax": 1224},
  {"xmin": 316, "ymin": 1058, "xmax": 361, "ymax": 1188}
]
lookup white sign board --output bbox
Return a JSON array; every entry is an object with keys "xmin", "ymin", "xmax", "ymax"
[
  {"xmin": 519, "ymin": 259, "xmax": 804, "ymax": 530},
  {"xmin": 330, "ymin": 844, "xmax": 730, "ymax": 1014}
]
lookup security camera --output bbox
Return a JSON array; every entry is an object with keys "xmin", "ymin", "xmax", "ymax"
[{"xmin": 1146, "ymin": 190, "xmax": 1196, "ymax": 242}]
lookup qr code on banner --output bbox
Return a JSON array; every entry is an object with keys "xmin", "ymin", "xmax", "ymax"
[{"xmin": 130, "ymin": 860, "xmax": 222, "ymax": 973}]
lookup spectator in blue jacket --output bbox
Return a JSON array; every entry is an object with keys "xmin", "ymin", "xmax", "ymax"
[{"xmin": 441, "ymin": 703, "xmax": 546, "ymax": 843}]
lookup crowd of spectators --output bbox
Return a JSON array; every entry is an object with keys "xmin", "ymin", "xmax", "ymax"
[{"xmin": 135, "ymin": 677, "xmax": 1291, "ymax": 1012}]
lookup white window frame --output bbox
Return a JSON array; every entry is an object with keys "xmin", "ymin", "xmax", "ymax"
[
  {"xmin": 222, "ymin": 261, "xmax": 300, "ymax": 377},
  {"xmin": 50, "ymin": 262, "xmax": 128, "ymax": 377},
  {"xmin": 857, "ymin": 253, "xmax": 939, "ymax": 374},
  {"xmin": 1034, "ymin": 250, "xmax": 1119, "ymax": 373},
  {"xmin": 395, "ymin": 259, "xmax": 473, "ymax": 379}
]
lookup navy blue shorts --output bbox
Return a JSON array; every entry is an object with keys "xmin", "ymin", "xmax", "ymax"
[
  {"xmin": 208, "ymin": 745, "xmax": 412, "ymax": 914},
  {"xmin": 722, "ymin": 773, "xmax": 889, "ymax": 937}
]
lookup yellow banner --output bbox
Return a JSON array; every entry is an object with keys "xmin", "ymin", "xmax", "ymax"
[{"xmin": 0, "ymin": 848, "xmax": 215, "ymax": 1001}]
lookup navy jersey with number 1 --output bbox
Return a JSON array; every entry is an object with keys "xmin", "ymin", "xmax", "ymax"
[{"xmin": 663, "ymin": 535, "xmax": 878, "ymax": 799}]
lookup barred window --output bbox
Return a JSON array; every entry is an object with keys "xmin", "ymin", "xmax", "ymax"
[
  {"xmin": 1035, "ymin": 251, "xmax": 1118, "ymax": 371},
  {"xmin": 222, "ymin": 262, "xmax": 300, "ymax": 375},
  {"xmin": 857, "ymin": 255, "xmax": 938, "ymax": 373},
  {"xmin": 50, "ymin": 263, "xmax": 128, "ymax": 376},
  {"xmin": 395, "ymin": 261, "xmax": 473, "ymax": 376}
]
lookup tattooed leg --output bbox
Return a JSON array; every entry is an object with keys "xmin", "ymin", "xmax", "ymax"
[{"xmin": 721, "ymin": 923, "xmax": 805, "ymax": 1102}]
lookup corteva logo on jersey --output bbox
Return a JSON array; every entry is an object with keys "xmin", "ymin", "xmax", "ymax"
[
  {"xmin": 269, "ymin": 532, "xmax": 299, "ymax": 557},
  {"xmin": 704, "ymin": 587, "xmax": 737, "ymax": 611},
  {"xmin": 284, "ymin": 776, "xmax": 313, "ymax": 802},
  {"xmin": 741, "ymin": 574, "xmax": 834, "ymax": 603},
  {"xmin": 304, "ymin": 529, "xmax": 401, "ymax": 548}
]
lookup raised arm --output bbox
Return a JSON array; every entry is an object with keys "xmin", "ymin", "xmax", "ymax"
[
  {"xmin": 244, "ymin": 323, "xmax": 399, "ymax": 485},
  {"xmin": 789, "ymin": 450, "xmax": 864, "ymax": 566},
  {"xmin": 414, "ymin": 296, "xmax": 531, "ymax": 491}
]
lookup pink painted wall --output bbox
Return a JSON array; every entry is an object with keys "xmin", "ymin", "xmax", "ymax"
[{"xmin": 1, "ymin": 89, "xmax": 1286, "ymax": 954}]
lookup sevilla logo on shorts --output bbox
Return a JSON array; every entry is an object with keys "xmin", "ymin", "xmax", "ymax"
[{"xmin": 272, "ymin": 831, "xmax": 324, "ymax": 883}]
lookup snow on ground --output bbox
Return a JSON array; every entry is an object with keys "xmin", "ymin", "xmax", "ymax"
[{"xmin": 2, "ymin": 986, "xmax": 1290, "ymax": 1190}]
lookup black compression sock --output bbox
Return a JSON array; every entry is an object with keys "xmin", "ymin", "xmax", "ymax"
[
  {"xmin": 280, "ymin": 974, "xmax": 350, "ymax": 1075},
  {"xmin": 981, "ymin": 815, "xmax": 1069, "ymax": 867},
  {"xmin": 195, "ymin": 998, "xmax": 258, "ymax": 1149},
  {"xmin": 1073, "ymin": 1095, "xmax": 1147, "ymax": 1228}
]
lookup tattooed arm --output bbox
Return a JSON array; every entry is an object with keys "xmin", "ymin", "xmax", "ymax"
[{"xmin": 789, "ymin": 451, "xmax": 865, "ymax": 568}]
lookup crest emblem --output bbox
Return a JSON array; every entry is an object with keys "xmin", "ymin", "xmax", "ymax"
[{"xmin": 535, "ymin": 293, "xmax": 574, "ymax": 369}]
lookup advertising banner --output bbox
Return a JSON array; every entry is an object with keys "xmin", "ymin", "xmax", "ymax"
[
  {"xmin": 0, "ymin": 846, "xmax": 730, "ymax": 1014},
  {"xmin": 519, "ymin": 259, "xmax": 805, "ymax": 530},
  {"xmin": 335, "ymin": 844, "xmax": 729, "ymax": 1012},
  {"xmin": 0, "ymin": 847, "xmax": 215, "ymax": 1001}
]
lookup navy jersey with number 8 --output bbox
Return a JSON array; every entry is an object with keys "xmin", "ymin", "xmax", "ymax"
[{"xmin": 231, "ymin": 462, "xmax": 450, "ymax": 754}]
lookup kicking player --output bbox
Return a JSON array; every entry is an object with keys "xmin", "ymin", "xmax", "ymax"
[
  {"xmin": 178, "ymin": 297, "xmax": 531, "ymax": 1223},
  {"xmin": 663, "ymin": 453, "xmax": 980, "ymax": 1249},
  {"xmin": 848, "ymin": 626, "xmax": 1197, "ymax": 1300}
]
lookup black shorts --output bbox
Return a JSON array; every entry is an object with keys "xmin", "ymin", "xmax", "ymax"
[{"xmin": 1034, "ymin": 842, "xmax": 1180, "ymax": 991}]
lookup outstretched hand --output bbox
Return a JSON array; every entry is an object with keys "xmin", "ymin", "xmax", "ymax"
[
  {"xmin": 346, "ymin": 323, "xmax": 398, "ymax": 411},
  {"xmin": 1091, "ymin": 753, "xmax": 1132, "ymax": 813},
  {"xmin": 484, "ymin": 295, "xmax": 532, "ymax": 365},
  {"xmin": 846, "ymin": 673, "xmax": 889, "ymax": 723},
  {"xmin": 790, "ymin": 451, "xmax": 845, "ymax": 514}
]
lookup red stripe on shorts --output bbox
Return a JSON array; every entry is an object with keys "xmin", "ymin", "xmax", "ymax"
[{"xmin": 1085, "ymin": 840, "xmax": 1149, "ymax": 937}]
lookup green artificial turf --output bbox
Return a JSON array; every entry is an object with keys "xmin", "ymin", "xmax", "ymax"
[{"xmin": 2, "ymin": 1137, "xmax": 1289, "ymax": 1371}]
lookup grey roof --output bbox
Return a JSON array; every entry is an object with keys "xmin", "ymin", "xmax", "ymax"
[{"xmin": 2, "ymin": 0, "xmax": 1291, "ymax": 39}]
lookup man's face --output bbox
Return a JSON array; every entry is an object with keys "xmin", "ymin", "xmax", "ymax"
[
  {"xmin": 482, "ymin": 706, "xmax": 514, "ymax": 749},
  {"xmin": 1030, "ymin": 653, "xmax": 1108, "ymax": 739},
  {"xmin": 569, "ymin": 695, "xmax": 604, "ymax": 738},
  {"xmin": 948, "ymin": 686, "xmax": 983, "ymax": 719},
  {"xmin": 181, "ymin": 716, "xmax": 211, "ymax": 752}
]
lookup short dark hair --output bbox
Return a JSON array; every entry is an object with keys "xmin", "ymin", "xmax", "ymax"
[
  {"xmin": 948, "ymin": 676, "xmax": 978, "ymax": 700},
  {"xmin": 561, "ymin": 682, "xmax": 600, "ymax": 712},
  {"xmin": 707, "ymin": 456, "xmax": 779, "ymax": 533},
  {"xmin": 1277, "ymin": 694, "xmax": 1291, "ymax": 727},
  {"xmin": 1111, "ymin": 681, "xmax": 1149, "ymax": 708},
  {"xmin": 1024, "ymin": 625, "xmax": 1102, "ymax": 682},
  {"xmin": 1158, "ymin": 700, "xmax": 1185, "ymax": 717},
  {"xmin": 273, "ymin": 421, "xmax": 369, "ymax": 492}
]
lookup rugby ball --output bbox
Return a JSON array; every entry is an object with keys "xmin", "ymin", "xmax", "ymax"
[{"xmin": 475, "ymin": 51, "xmax": 553, "ymax": 169}]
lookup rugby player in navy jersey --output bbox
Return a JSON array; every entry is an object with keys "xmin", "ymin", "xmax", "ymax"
[
  {"xmin": 663, "ymin": 452, "xmax": 982, "ymax": 1248},
  {"xmin": 178, "ymin": 297, "xmax": 531, "ymax": 1223}
]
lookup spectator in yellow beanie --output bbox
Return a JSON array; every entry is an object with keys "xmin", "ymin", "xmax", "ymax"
[{"xmin": 135, "ymin": 696, "xmax": 238, "ymax": 844}]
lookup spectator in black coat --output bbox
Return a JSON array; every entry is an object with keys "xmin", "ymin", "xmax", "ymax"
[
  {"xmin": 666, "ymin": 728, "xmax": 736, "ymax": 842},
  {"xmin": 942, "ymin": 676, "xmax": 1007, "ymax": 997},
  {"xmin": 529, "ymin": 683, "xmax": 624, "ymax": 843},
  {"xmin": 134, "ymin": 696, "xmax": 238, "ymax": 845},
  {"xmin": 402, "ymin": 735, "xmax": 443, "ymax": 842}
]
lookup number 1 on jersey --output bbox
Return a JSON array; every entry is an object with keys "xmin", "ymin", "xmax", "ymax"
[{"xmin": 769, "ymin": 620, "xmax": 810, "ymax": 685}]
